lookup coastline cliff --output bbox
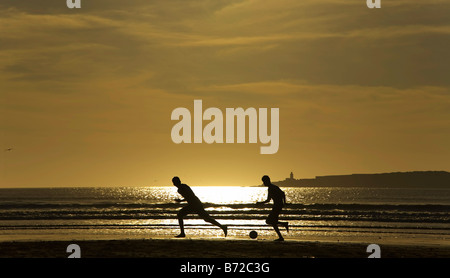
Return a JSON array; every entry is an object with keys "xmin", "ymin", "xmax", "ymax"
[{"xmin": 273, "ymin": 171, "xmax": 450, "ymax": 188}]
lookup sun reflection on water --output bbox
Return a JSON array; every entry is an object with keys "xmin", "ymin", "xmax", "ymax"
[{"xmin": 190, "ymin": 186, "xmax": 267, "ymax": 204}]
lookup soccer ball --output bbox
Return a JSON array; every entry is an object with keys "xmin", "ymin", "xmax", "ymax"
[{"xmin": 249, "ymin": 230, "xmax": 258, "ymax": 239}]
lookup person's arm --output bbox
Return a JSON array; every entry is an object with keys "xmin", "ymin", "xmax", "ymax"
[
  {"xmin": 175, "ymin": 188, "xmax": 186, "ymax": 202},
  {"xmin": 256, "ymin": 191, "xmax": 271, "ymax": 204}
]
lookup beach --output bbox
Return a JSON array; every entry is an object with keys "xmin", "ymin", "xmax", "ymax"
[
  {"xmin": 1, "ymin": 186, "xmax": 449, "ymax": 259},
  {"xmin": 1, "ymin": 238, "xmax": 449, "ymax": 258}
]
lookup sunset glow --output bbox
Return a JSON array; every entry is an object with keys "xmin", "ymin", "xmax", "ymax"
[{"xmin": 1, "ymin": 1, "xmax": 449, "ymax": 187}]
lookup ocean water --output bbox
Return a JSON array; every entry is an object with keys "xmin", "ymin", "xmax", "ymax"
[{"xmin": 0, "ymin": 186, "xmax": 449, "ymax": 245}]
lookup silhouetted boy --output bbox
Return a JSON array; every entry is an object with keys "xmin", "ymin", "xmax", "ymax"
[
  {"xmin": 257, "ymin": 175, "xmax": 289, "ymax": 241},
  {"xmin": 172, "ymin": 176, "xmax": 227, "ymax": 238}
]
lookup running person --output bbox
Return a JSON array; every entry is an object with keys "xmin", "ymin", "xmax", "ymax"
[
  {"xmin": 257, "ymin": 175, "xmax": 289, "ymax": 241},
  {"xmin": 172, "ymin": 176, "xmax": 227, "ymax": 238}
]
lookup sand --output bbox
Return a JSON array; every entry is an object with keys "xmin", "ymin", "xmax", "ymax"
[{"xmin": 0, "ymin": 238, "xmax": 449, "ymax": 258}]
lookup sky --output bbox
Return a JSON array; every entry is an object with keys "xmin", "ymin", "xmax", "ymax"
[{"xmin": 1, "ymin": 0, "xmax": 449, "ymax": 187}]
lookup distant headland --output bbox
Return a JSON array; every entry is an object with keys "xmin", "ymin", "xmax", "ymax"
[{"xmin": 273, "ymin": 171, "xmax": 450, "ymax": 188}]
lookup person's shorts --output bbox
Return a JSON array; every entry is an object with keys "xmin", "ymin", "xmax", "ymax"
[
  {"xmin": 178, "ymin": 203, "xmax": 210, "ymax": 219},
  {"xmin": 266, "ymin": 206, "xmax": 282, "ymax": 224}
]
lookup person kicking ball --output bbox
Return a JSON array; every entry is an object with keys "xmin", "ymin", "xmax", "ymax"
[
  {"xmin": 172, "ymin": 176, "xmax": 227, "ymax": 238},
  {"xmin": 257, "ymin": 175, "xmax": 289, "ymax": 241}
]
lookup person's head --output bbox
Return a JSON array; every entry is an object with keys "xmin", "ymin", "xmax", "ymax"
[
  {"xmin": 172, "ymin": 176, "xmax": 181, "ymax": 187},
  {"xmin": 262, "ymin": 175, "xmax": 271, "ymax": 186}
]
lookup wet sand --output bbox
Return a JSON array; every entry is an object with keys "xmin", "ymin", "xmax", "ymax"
[{"xmin": 1, "ymin": 238, "xmax": 449, "ymax": 258}]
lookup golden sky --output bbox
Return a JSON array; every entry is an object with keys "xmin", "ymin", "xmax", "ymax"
[{"xmin": 1, "ymin": 0, "xmax": 449, "ymax": 187}]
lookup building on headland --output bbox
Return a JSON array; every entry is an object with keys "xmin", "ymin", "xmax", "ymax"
[{"xmin": 273, "ymin": 171, "xmax": 450, "ymax": 188}]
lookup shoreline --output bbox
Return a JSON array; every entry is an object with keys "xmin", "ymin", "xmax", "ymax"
[{"xmin": 1, "ymin": 238, "xmax": 449, "ymax": 258}]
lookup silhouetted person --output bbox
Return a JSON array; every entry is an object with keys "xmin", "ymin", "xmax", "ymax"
[
  {"xmin": 257, "ymin": 175, "xmax": 289, "ymax": 241},
  {"xmin": 172, "ymin": 176, "xmax": 227, "ymax": 238}
]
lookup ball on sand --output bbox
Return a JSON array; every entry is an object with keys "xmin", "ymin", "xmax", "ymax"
[{"xmin": 249, "ymin": 230, "xmax": 258, "ymax": 239}]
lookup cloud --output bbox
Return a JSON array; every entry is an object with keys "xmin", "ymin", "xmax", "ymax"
[
  {"xmin": 1, "ymin": 0, "xmax": 450, "ymax": 92},
  {"xmin": 1, "ymin": 0, "xmax": 450, "ymax": 187},
  {"xmin": 198, "ymin": 80, "xmax": 450, "ymax": 135}
]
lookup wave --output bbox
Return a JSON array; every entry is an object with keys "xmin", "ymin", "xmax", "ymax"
[
  {"xmin": 0, "ymin": 202, "xmax": 449, "ymax": 223},
  {"xmin": 1, "ymin": 223, "xmax": 449, "ymax": 239},
  {"xmin": 1, "ymin": 202, "xmax": 449, "ymax": 210}
]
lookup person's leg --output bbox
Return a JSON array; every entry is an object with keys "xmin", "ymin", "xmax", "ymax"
[
  {"xmin": 272, "ymin": 225, "xmax": 284, "ymax": 241},
  {"xmin": 176, "ymin": 206, "xmax": 191, "ymax": 237},
  {"xmin": 267, "ymin": 206, "xmax": 284, "ymax": 241},
  {"xmin": 275, "ymin": 206, "xmax": 289, "ymax": 232},
  {"xmin": 199, "ymin": 209, "xmax": 228, "ymax": 236},
  {"xmin": 176, "ymin": 218, "xmax": 185, "ymax": 237},
  {"xmin": 279, "ymin": 221, "xmax": 289, "ymax": 232}
]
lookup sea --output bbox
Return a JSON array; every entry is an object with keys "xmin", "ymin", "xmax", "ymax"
[{"xmin": 0, "ymin": 186, "xmax": 449, "ymax": 245}]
